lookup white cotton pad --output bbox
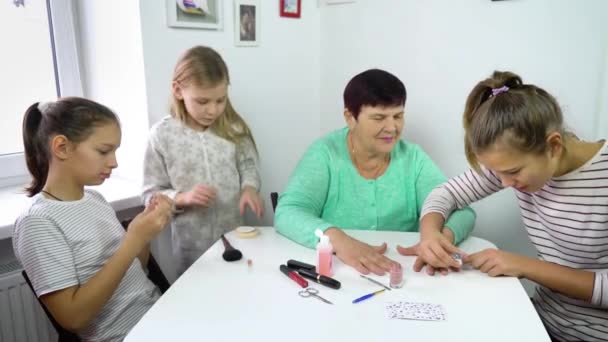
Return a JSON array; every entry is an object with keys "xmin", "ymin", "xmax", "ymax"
[
  {"xmin": 237, "ymin": 226, "xmax": 256, "ymax": 233},
  {"xmin": 236, "ymin": 226, "xmax": 259, "ymax": 239}
]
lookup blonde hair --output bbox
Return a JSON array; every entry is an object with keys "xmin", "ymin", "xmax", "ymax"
[
  {"xmin": 170, "ymin": 46, "xmax": 257, "ymax": 151},
  {"xmin": 463, "ymin": 71, "xmax": 564, "ymax": 171}
]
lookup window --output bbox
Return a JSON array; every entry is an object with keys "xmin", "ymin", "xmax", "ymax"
[{"xmin": 0, "ymin": 0, "xmax": 82, "ymax": 184}]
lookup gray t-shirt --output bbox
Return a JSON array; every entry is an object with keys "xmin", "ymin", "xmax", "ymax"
[{"xmin": 13, "ymin": 190, "xmax": 160, "ymax": 342}]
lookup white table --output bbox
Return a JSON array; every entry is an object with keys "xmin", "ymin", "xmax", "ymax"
[{"xmin": 126, "ymin": 228, "xmax": 551, "ymax": 342}]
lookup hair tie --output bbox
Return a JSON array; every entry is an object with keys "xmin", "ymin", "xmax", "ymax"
[
  {"xmin": 491, "ymin": 85, "xmax": 509, "ymax": 97},
  {"xmin": 37, "ymin": 101, "xmax": 51, "ymax": 113}
]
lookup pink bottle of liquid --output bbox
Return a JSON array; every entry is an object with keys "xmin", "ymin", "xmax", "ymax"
[{"xmin": 315, "ymin": 229, "xmax": 333, "ymax": 277}]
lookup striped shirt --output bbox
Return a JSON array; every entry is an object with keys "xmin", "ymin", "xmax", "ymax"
[
  {"xmin": 422, "ymin": 141, "xmax": 608, "ymax": 342},
  {"xmin": 13, "ymin": 190, "xmax": 160, "ymax": 342}
]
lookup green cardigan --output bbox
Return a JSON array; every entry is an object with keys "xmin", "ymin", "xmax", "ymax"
[{"xmin": 275, "ymin": 127, "xmax": 476, "ymax": 249}]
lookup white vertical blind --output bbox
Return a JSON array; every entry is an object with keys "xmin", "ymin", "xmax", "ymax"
[{"xmin": 0, "ymin": 1, "xmax": 56, "ymax": 156}]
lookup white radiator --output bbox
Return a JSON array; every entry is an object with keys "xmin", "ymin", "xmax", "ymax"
[{"xmin": 0, "ymin": 259, "xmax": 57, "ymax": 342}]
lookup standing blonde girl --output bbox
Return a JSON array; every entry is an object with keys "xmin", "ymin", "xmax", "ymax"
[{"xmin": 143, "ymin": 46, "xmax": 262, "ymax": 276}]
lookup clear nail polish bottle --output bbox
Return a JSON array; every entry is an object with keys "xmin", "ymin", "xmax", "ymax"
[{"xmin": 390, "ymin": 263, "xmax": 404, "ymax": 289}]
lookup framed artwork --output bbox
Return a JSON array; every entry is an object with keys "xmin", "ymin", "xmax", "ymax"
[
  {"xmin": 166, "ymin": 0, "xmax": 223, "ymax": 30},
  {"xmin": 280, "ymin": 0, "xmax": 301, "ymax": 18},
  {"xmin": 234, "ymin": 0, "xmax": 260, "ymax": 46}
]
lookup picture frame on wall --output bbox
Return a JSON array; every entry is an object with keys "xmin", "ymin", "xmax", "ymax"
[
  {"xmin": 280, "ymin": 0, "xmax": 301, "ymax": 18},
  {"xmin": 166, "ymin": 0, "xmax": 223, "ymax": 30},
  {"xmin": 234, "ymin": 0, "xmax": 260, "ymax": 46}
]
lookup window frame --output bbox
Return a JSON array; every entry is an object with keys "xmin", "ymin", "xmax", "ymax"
[
  {"xmin": 0, "ymin": 0, "xmax": 83, "ymax": 186},
  {"xmin": 597, "ymin": 49, "xmax": 608, "ymax": 140}
]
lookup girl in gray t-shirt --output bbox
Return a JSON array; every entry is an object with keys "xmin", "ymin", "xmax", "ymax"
[{"xmin": 14, "ymin": 98, "xmax": 172, "ymax": 341}]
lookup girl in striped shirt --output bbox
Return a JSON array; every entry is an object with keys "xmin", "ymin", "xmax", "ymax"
[
  {"xmin": 415, "ymin": 71, "xmax": 608, "ymax": 341},
  {"xmin": 14, "ymin": 98, "xmax": 173, "ymax": 341}
]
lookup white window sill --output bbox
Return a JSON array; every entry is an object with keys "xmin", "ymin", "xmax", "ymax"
[{"xmin": 0, "ymin": 176, "xmax": 143, "ymax": 240}]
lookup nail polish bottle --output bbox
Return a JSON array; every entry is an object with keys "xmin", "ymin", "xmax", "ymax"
[{"xmin": 390, "ymin": 263, "xmax": 403, "ymax": 289}]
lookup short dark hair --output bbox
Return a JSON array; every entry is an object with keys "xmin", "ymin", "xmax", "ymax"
[{"xmin": 343, "ymin": 69, "xmax": 406, "ymax": 119}]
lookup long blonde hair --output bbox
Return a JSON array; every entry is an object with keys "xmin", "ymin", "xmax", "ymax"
[{"xmin": 170, "ymin": 46, "xmax": 257, "ymax": 151}]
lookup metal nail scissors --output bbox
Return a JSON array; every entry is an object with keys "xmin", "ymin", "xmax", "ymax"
[{"xmin": 298, "ymin": 287, "xmax": 333, "ymax": 305}]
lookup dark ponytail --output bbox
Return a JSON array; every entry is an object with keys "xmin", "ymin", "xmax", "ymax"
[
  {"xmin": 22, "ymin": 103, "xmax": 48, "ymax": 196},
  {"xmin": 21, "ymin": 98, "xmax": 120, "ymax": 197}
]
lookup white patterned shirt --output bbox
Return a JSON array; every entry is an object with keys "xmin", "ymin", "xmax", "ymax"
[{"xmin": 143, "ymin": 116, "xmax": 260, "ymax": 274}]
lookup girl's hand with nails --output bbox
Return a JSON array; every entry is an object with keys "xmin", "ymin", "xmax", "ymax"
[
  {"xmin": 239, "ymin": 186, "xmax": 264, "ymax": 218},
  {"xmin": 465, "ymin": 249, "xmax": 529, "ymax": 277},
  {"xmin": 127, "ymin": 194, "xmax": 173, "ymax": 248},
  {"xmin": 396, "ymin": 227, "xmax": 465, "ymax": 275},
  {"xmin": 176, "ymin": 184, "xmax": 217, "ymax": 208},
  {"xmin": 399, "ymin": 226, "xmax": 465, "ymax": 275}
]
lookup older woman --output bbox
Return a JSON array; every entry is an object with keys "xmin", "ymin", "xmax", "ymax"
[{"xmin": 275, "ymin": 69, "xmax": 475, "ymax": 275}]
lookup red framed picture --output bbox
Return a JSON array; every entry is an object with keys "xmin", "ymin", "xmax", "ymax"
[{"xmin": 279, "ymin": 0, "xmax": 301, "ymax": 18}]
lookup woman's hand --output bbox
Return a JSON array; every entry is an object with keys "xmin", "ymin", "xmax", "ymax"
[
  {"xmin": 175, "ymin": 184, "xmax": 217, "ymax": 208},
  {"xmin": 239, "ymin": 186, "xmax": 264, "ymax": 218},
  {"xmin": 396, "ymin": 228, "xmax": 464, "ymax": 275},
  {"xmin": 325, "ymin": 228, "xmax": 397, "ymax": 275}
]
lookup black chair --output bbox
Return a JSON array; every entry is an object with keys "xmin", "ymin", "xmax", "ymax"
[
  {"xmin": 271, "ymin": 192, "xmax": 279, "ymax": 212},
  {"xmin": 144, "ymin": 252, "xmax": 170, "ymax": 294},
  {"xmin": 120, "ymin": 219, "xmax": 170, "ymax": 294},
  {"xmin": 21, "ymin": 271, "xmax": 81, "ymax": 342}
]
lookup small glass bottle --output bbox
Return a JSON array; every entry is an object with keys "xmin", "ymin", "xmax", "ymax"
[{"xmin": 389, "ymin": 263, "xmax": 404, "ymax": 289}]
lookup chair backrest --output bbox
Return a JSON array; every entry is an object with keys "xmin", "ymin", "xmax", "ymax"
[
  {"xmin": 270, "ymin": 192, "xmax": 279, "ymax": 212},
  {"xmin": 120, "ymin": 218, "xmax": 170, "ymax": 294},
  {"xmin": 21, "ymin": 270, "xmax": 81, "ymax": 342},
  {"xmin": 145, "ymin": 254, "xmax": 170, "ymax": 293}
]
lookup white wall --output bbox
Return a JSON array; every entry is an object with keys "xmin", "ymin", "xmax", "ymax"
[
  {"xmin": 138, "ymin": 0, "xmax": 321, "ymax": 281},
  {"xmin": 319, "ymin": 0, "xmax": 608, "ymax": 292}
]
